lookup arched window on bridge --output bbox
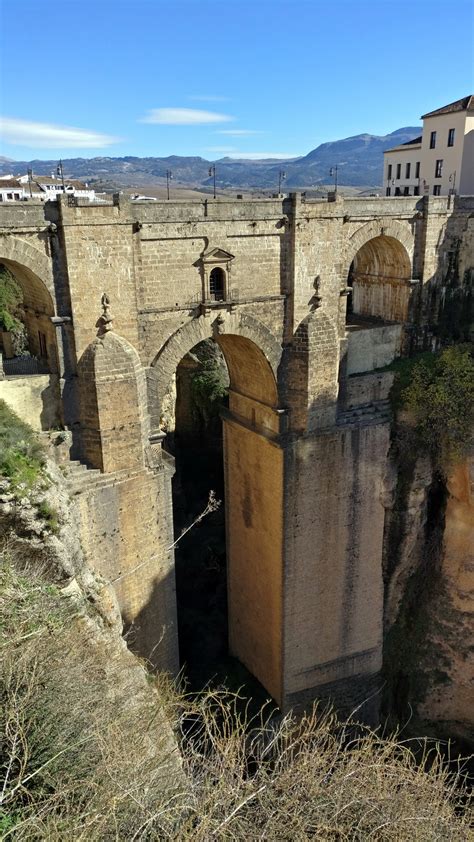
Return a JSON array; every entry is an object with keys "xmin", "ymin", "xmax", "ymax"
[{"xmin": 209, "ymin": 267, "xmax": 226, "ymax": 301}]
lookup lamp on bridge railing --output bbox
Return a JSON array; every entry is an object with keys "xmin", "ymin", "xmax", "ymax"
[
  {"xmin": 208, "ymin": 165, "xmax": 216, "ymax": 199},
  {"xmin": 449, "ymin": 170, "xmax": 456, "ymax": 195},
  {"xmin": 329, "ymin": 165, "xmax": 338, "ymax": 196},
  {"xmin": 278, "ymin": 170, "xmax": 286, "ymax": 196},
  {"xmin": 166, "ymin": 169, "xmax": 173, "ymax": 200},
  {"xmin": 56, "ymin": 160, "xmax": 65, "ymax": 193}
]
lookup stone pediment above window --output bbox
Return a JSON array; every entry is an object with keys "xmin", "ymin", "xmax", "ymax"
[{"xmin": 200, "ymin": 247, "xmax": 235, "ymax": 266}]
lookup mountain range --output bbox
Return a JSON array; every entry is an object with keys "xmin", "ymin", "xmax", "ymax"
[{"xmin": 0, "ymin": 127, "xmax": 421, "ymax": 192}]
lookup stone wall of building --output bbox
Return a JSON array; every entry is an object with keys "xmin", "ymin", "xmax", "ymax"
[{"xmin": 0, "ymin": 374, "xmax": 60, "ymax": 430}]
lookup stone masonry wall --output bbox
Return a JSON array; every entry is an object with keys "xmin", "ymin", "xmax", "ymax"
[
  {"xmin": 282, "ymin": 419, "xmax": 390, "ymax": 718},
  {"xmin": 71, "ymin": 462, "xmax": 178, "ymax": 673}
]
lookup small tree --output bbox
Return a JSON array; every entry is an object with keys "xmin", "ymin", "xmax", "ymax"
[
  {"xmin": 402, "ymin": 345, "xmax": 474, "ymax": 469},
  {"xmin": 0, "ymin": 265, "xmax": 28, "ymax": 355}
]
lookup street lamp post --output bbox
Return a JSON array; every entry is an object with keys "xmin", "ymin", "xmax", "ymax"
[
  {"xmin": 208, "ymin": 165, "xmax": 216, "ymax": 199},
  {"xmin": 329, "ymin": 166, "xmax": 338, "ymax": 195},
  {"xmin": 278, "ymin": 169, "xmax": 286, "ymax": 195},
  {"xmin": 27, "ymin": 167, "xmax": 33, "ymax": 198},
  {"xmin": 166, "ymin": 169, "xmax": 173, "ymax": 200},
  {"xmin": 57, "ymin": 160, "xmax": 66, "ymax": 193},
  {"xmin": 449, "ymin": 170, "xmax": 456, "ymax": 195}
]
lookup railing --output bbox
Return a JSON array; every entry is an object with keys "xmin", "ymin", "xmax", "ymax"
[{"xmin": 2, "ymin": 356, "xmax": 49, "ymax": 376}]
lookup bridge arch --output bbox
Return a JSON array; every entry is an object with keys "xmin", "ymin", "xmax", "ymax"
[
  {"xmin": 0, "ymin": 238, "xmax": 58, "ymax": 372},
  {"xmin": 149, "ymin": 312, "xmax": 285, "ymax": 702},
  {"xmin": 0, "ymin": 235, "xmax": 55, "ymax": 302},
  {"xmin": 345, "ymin": 218, "xmax": 414, "ymax": 275},
  {"xmin": 148, "ymin": 312, "xmax": 282, "ymax": 431},
  {"xmin": 345, "ymin": 221, "xmax": 414, "ymax": 322}
]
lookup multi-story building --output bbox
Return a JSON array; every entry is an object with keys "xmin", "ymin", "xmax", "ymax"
[
  {"xmin": 16, "ymin": 173, "xmax": 97, "ymax": 202},
  {"xmin": 383, "ymin": 95, "xmax": 474, "ymax": 197},
  {"xmin": 0, "ymin": 177, "xmax": 25, "ymax": 202}
]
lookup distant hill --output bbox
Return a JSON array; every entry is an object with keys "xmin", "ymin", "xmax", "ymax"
[{"xmin": 0, "ymin": 127, "xmax": 421, "ymax": 191}]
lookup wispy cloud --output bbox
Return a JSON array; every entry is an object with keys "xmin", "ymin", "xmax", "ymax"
[
  {"xmin": 224, "ymin": 152, "xmax": 300, "ymax": 160},
  {"xmin": 205, "ymin": 146, "xmax": 238, "ymax": 154},
  {"xmin": 0, "ymin": 117, "xmax": 120, "ymax": 148},
  {"xmin": 140, "ymin": 108, "xmax": 234, "ymax": 125},
  {"xmin": 217, "ymin": 130, "xmax": 264, "ymax": 136},
  {"xmin": 188, "ymin": 95, "xmax": 230, "ymax": 103}
]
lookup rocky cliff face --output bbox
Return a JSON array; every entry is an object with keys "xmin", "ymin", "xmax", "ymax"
[
  {"xmin": 383, "ymin": 452, "xmax": 474, "ymax": 747},
  {"xmin": 0, "ymin": 446, "xmax": 183, "ymax": 779},
  {"xmin": 417, "ymin": 461, "xmax": 474, "ymax": 743}
]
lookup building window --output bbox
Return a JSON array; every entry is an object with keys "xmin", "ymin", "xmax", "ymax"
[
  {"xmin": 395, "ymin": 187, "xmax": 401, "ymax": 196},
  {"xmin": 430, "ymin": 131, "xmax": 437, "ymax": 149},
  {"xmin": 415, "ymin": 161, "xmax": 420, "ymax": 179},
  {"xmin": 396, "ymin": 163, "xmax": 401, "ymax": 179},
  {"xmin": 387, "ymin": 164, "xmax": 392, "ymax": 179},
  {"xmin": 435, "ymin": 159, "xmax": 443, "ymax": 178},
  {"xmin": 386, "ymin": 187, "xmax": 391, "ymax": 196},
  {"xmin": 414, "ymin": 185, "xmax": 420, "ymax": 196},
  {"xmin": 405, "ymin": 163, "xmax": 411, "ymax": 179},
  {"xmin": 433, "ymin": 185, "xmax": 441, "ymax": 196},
  {"xmin": 209, "ymin": 267, "xmax": 226, "ymax": 301},
  {"xmin": 38, "ymin": 331, "xmax": 47, "ymax": 358},
  {"xmin": 404, "ymin": 186, "xmax": 410, "ymax": 196},
  {"xmin": 7, "ymin": 193, "xmax": 12, "ymax": 200},
  {"xmin": 448, "ymin": 128, "xmax": 455, "ymax": 147}
]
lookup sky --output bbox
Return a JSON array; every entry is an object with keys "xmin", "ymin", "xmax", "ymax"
[{"xmin": 0, "ymin": 0, "xmax": 473, "ymax": 162}]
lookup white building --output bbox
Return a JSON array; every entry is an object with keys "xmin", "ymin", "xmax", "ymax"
[
  {"xmin": 383, "ymin": 95, "xmax": 474, "ymax": 197},
  {"xmin": 0, "ymin": 177, "xmax": 25, "ymax": 202},
  {"xmin": 16, "ymin": 173, "xmax": 97, "ymax": 202}
]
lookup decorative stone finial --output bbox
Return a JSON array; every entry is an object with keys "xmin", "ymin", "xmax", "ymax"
[
  {"xmin": 310, "ymin": 276, "xmax": 323, "ymax": 310},
  {"xmin": 97, "ymin": 293, "xmax": 114, "ymax": 335},
  {"xmin": 212, "ymin": 313, "xmax": 226, "ymax": 336}
]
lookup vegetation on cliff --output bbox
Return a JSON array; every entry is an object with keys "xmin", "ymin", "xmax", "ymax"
[
  {"xmin": 1, "ymin": 554, "xmax": 471, "ymax": 840},
  {"xmin": 0, "ymin": 265, "xmax": 27, "ymax": 355},
  {"xmin": 0, "ymin": 401, "xmax": 46, "ymax": 496},
  {"xmin": 190, "ymin": 340, "xmax": 229, "ymax": 425},
  {"xmin": 402, "ymin": 345, "xmax": 474, "ymax": 468},
  {"xmin": 389, "ymin": 343, "xmax": 474, "ymax": 472},
  {"xmin": 383, "ymin": 343, "xmax": 474, "ymax": 751}
]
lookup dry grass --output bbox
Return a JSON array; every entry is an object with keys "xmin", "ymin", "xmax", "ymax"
[{"xmin": 1, "ymin": 555, "xmax": 472, "ymax": 840}]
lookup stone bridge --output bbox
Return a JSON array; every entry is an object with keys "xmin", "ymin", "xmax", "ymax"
[{"xmin": 1, "ymin": 192, "xmax": 472, "ymax": 717}]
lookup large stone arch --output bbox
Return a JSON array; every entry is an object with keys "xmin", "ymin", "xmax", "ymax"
[
  {"xmin": 0, "ymin": 235, "xmax": 55, "ymax": 304},
  {"xmin": 148, "ymin": 312, "xmax": 282, "ymax": 430},
  {"xmin": 345, "ymin": 219, "xmax": 414, "ymax": 277},
  {"xmin": 344, "ymin": 221, "xmax": 415, "ymax": 323},
  {"xmin": 0, "ymin": 236, "xmax": 58, "ymax": 370}
]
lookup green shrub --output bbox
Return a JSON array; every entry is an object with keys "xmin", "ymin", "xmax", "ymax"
[
  {"xmin": 401, "ymin": 345, "xmax": 474, "ymax": 468},
  {"xmin": 35, "ymin": 500, "xmax": 59, "ymax": 534},
  {"xmin": 0, "ymin": 265, "xmax": 23, "ymax": 334},
  {"xmin": 0, "ymin": 400, "xmax": 45, "ymax": 495},
  {"xmin": 191, "ymin": 342, "xmax": 228, "ymax": 424}
]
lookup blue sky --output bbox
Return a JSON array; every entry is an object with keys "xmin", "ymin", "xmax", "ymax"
[{"xmin": 1, "ymin": 0, "xmax": 473, "ymax": 161}]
